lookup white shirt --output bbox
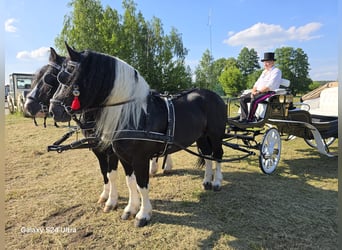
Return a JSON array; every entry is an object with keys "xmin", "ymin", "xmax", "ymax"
[{"xmin": 254, "ymin": 66, "xmax": 282, "ymax": 91}]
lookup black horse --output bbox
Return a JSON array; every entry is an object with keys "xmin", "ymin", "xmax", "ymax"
[
  {"xmin": 49, "ymin": 43, "xmax": 227, "ymax": 227},
  {"xmin": 25, "ymin": 48, "xmax": 66, "ymax": 128}
]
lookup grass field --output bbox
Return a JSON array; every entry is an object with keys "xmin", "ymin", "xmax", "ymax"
[{"xmin": 5, "ymin": 114, "xmax": 338, "ymax": 249}]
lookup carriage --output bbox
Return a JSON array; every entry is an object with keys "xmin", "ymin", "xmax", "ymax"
[{"xmin": 223, "ymin": 79, "xmax": 338, "ymax": 174}]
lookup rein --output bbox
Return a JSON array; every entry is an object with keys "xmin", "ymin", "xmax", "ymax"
[
  {"xmin": 84, "ymin": 99, "xmax": 135, "ymax": 113},
  {"xmin": 50, "ymin": 97, "xmax": 135, "ymax": 117}
]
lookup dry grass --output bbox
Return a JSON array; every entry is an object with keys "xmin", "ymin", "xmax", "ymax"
[{"xmin": 5, "ymin": 114, "xmax": 338, "ymax": 249}]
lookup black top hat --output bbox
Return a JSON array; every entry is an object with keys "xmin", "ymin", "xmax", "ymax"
[{"xmin": 261, "ymin": 52, "xmax": 276, "ymax": 62}]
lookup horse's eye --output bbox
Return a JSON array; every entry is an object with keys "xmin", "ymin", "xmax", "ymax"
[{"xmin": 67, "ymin": 65, "xmax": 75, "ymax": 74}]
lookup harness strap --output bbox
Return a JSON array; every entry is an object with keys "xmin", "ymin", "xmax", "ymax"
[
  {"xmin": 161, "ymin": 97, "xmax": 175, "ymax": 156},
  {"xmin": 112, "ymin": 130, "xmax": 173, "ymax": 144}
]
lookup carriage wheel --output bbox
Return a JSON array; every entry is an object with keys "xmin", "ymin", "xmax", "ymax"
[
  {"xmin": 259, "ymin": 128, "xmax": 281, "ymax": 174},
  {"xmin": 8, "ymin": 98, "xmax": 15, "ymax": 114},
  {"xmin": 304, "ymin": 137, "xmax": 336, "ymax": 149}
]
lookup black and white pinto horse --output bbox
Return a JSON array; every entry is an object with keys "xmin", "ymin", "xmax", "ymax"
[
  {"xmin": 24, "ymin": 48, "xmax": 172, "ymax": 213},
  {"xmin": 50, "ymin": 44, "xmax": 226, "ymax": 227}
]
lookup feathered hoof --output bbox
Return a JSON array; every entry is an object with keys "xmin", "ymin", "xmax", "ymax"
[
  {"xmin": 213, "ymin": 185, "xmax": 221, "ymax": 191},
  {"xmin": 97, "ymin": 197, "xmax": 107, "ymax": 204},
  {"xmin": 121, "ymin": 212, "xmax": 133, "ymax": 220},
  {"xmin": 202, "ymin": 182, "xmax": 212, "ymax": 190},
  {"xmin": 103, "ymin": 205, "xmax": 117, "ymax": 213},
  {"xmin": 135, "ymin": 218, "xmax": 149, "ymax": 227}
]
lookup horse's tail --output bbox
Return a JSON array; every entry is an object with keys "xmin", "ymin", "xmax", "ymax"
[{"xmin": 196, "ymin": 157, "xmax": 205, "ymax": 168}]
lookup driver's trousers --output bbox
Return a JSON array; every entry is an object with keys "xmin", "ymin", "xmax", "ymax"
[{"xmin": 239, "ymin": 91, "xmax": 275, "ymax": 121}]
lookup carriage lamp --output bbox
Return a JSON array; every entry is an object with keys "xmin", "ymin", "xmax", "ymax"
[
  {"xmin": 71, "ymin": 85, "xmax": 81, "ymax": 110},
  {"xmin": 283, "ymin": 95, "xmax": 293, "ymax": 117},
  {"xmin": 278, "ymin": 95, "xmax": 285, "ymax": 103}
]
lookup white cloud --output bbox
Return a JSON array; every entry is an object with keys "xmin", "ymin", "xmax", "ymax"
[
  {"xmin": 224, "ymin": 22, "xmax": 322, "ymax": 51},
  {"xmin": 5, "ymin": 18, "xmax": 19, "ymax": 32},
  {"xmin": 16, "ymin": 47, "xmax": 50, "ymax": 61}
]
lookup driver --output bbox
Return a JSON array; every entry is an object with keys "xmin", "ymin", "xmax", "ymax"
[{"xmin": 239, "ymin": 52, "xmax": 282, "ymax": 123}]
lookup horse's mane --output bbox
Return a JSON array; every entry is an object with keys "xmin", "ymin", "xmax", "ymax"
[{"xmin": 76, "ymin": 51, "xmax": 150, "ymax": 148}]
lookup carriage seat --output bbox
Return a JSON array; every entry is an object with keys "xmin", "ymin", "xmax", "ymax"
[
  {"xmin": 301, "ymin": 86, "xmax": 338, "ymax": 117},
  {"xmin": 244, "ymin": 79, "xmax": 290, "ymax": 119}
]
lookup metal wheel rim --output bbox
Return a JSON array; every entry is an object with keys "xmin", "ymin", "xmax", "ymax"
[{"xmin": 260, "ymin": 128, "xmax": 281, "ymax": 174}]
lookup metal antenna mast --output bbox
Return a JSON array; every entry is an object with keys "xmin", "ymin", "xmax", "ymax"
[
  {"xmin": 208, "ymin": 8, "xmax": 213, "ymax": 59},
  {"xmin": 208, "ymin": 8, "xmax": 213, "ymax": 89}
]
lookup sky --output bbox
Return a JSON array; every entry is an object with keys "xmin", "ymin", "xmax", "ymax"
[{"xmin": 3, "ymin": 0, "xmax": 339, "ymax": 85}]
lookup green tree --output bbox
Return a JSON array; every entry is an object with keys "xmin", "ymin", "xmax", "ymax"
[
  {"xmin": 218, "ymin": 57, "xmax": 245, "ymax": 97},
  {"xmin": 309, "ymin": 81, "xmax": 322, "ymax": 91},
  {"xmin": 97, "ymin": 7, "xmax": 121, "ymax": 55},
  {"xmin": 237, "ymin": 47, "xmax": 260, "ymax": 76},
  {"xmin": 219, "ymin": 66, "xmax": 244, "ymax": 97},
  {"xmin": 194, "ymin": 49, "xmax": 215, "ymax": 89},
  {"xmin": 211, "ymin": 58, "xmax": 228, "ymax": 95},
  {"xmin": 55, "ymin": 0, "xmax": 104, "ymax": 53},
  {"xmin": 54, "ymin": 0, "xmax": 191, "ymax": 92},
  {"xmin": 275, "ymin": 47, "xmax": 312, "ymax": 95}
]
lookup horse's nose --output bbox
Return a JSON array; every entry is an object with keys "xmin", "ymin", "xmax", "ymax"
[{"xmin": 23, "ymin": 98, "xmax": 34, "ymax": 114}]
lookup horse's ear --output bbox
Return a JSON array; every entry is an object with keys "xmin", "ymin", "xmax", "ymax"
[
  {"xmin": 65, "ymin": 41, "xmax": 81, "ymax": 61},
  {"xmin": 49, "ymin": 47, "xmax": 57, "ymax": 61}
]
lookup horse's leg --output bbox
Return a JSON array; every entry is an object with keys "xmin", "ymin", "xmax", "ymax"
[
  {"xmin": 163, "ymin": 154, "xmax": 173, "ymax": 173},
  {"xmin": 203, "ymin": 158, "xmax": 213, "ymax": 190},
  {"xmin": 103, "ymin": 151, "xmax": 119, "ymax": 212},
  {"xmin": 135, "ymin": 184, "xmax": 152, "ymax": 227},
  {"xmin": 121, "ymin": 167, "xmax": 140, "ymax": 221},
  {"xmin": 131, "ymin": 159, "xmax": 152, "ymax": 227},
  {"xmin": 149, "ymin": 155, "xmax": 173, "ymax": 176},
  {"xmin": 211, "ymin": 139, "xmax": 224, "ymax": 191},
  {"xmin": 103, "ymin": 168, "xmax": 118, "ymax": 212},
  {"xmin": 196, "ymin": 137, "xmax": 215, "ymax": 190},
  {"xmin": 92, "ymin": 149, "xmax": 119, "ymax": 212},
  {"xmin": 212, "ymin": 161, "xmax": 223, "ymax": 191},
  {"xmin": 33, "ymin": 117, "xmax": 38, "ymax": 126},
  {"xmin": 43, "ymin": 117, "xmax": 47, "ymax": 128},
  {"xmin": 93, "ymin": 149, "xmax": 109, "ymax": 203},
  {"xmin": 149, "ymin": 157, "xmax": 159, "ymax": 176}
]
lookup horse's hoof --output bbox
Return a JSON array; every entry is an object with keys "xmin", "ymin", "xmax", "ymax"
[
  {"xmin": 103, "ymin": 205, "xmax": 117, "ymax": 213},
  {"xmin": 121, "ymin": 212, "xmax": 132, "ymax": 220},
  {"xmin": 213, "ymin": 185, "xmax": 221, "ymax": 191},
  {"xmin": 202, "ymin": 182, "xmax": 212, "ymax": 190},
  {"xmin": 162, "ymin": 170, "xmax": 172, "ymax": 175},
  {"xmin": 135, "ymin": 218, "xmax": 149, "ymax": 227},
  {"xmin": 97, "ymin": 197, "xmax": 107, "ymax": 204}
]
